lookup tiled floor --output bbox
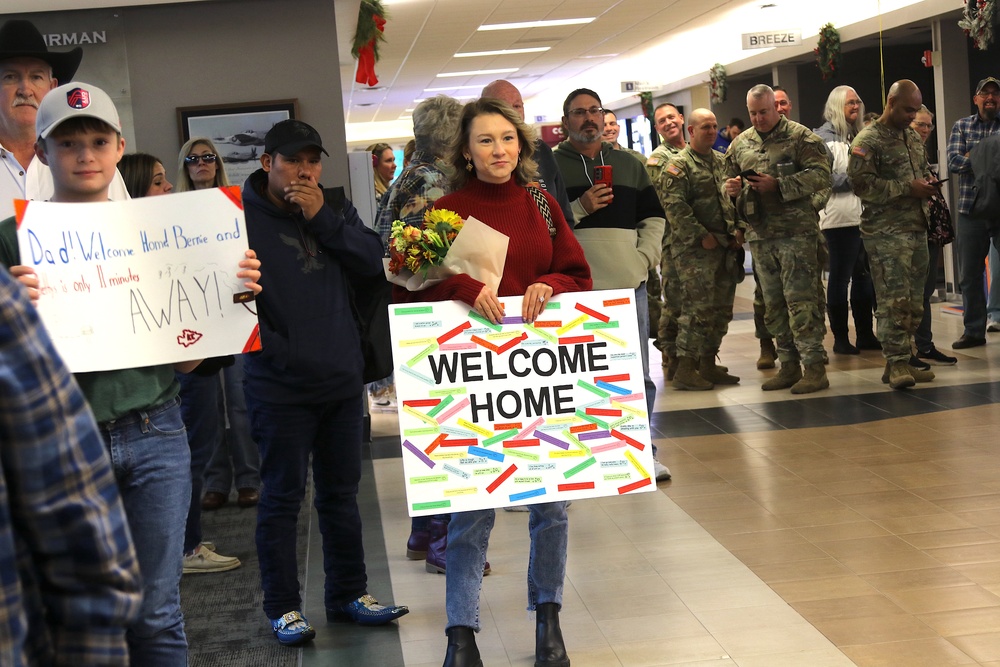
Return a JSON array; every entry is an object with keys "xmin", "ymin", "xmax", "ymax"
[{"xmin": 364, "ymin": 281, "xmax": 1000, "ymax": 667}]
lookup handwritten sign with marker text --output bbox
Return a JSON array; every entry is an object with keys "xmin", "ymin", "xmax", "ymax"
[
  {"xmin": 389, "ymin": 289, "xmax": 657, "ymax": 516},
  {"xmin": 15, "ymin": 187, "xmax": 260, "ymax": 372}
]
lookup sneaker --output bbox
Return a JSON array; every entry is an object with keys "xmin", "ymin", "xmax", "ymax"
[
  {"xmin": 326, "ymin": 594, "xmax": 409, "ymax": 626},
  {"xmin": 988, "ymin": 321, "xmax": 1000, "ymax": 333},
  {"xmin": 653, "ymin": 460, "xmax": 672, "ymax": 482},
  {"xmin": 917, "ymin": 347, "xmax": 957, "ymax": 365},
  {"xmin": 270, "ymin": 610, "xmax": 315, "ymax": 646},
  {"xmin": 183, "ymin": 545, "xmax": 241, "ymax": 574},
  {"xmin": 908, "ymin": 355, "xmax": 931, "ymax": 371}
]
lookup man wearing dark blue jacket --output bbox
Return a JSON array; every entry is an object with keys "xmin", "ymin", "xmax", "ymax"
[{"xmin": 242, "ymin": 120, "xmax": 407, "ymax": 647}]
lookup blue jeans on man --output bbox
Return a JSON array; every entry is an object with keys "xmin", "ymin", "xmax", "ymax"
[
  {"xmin": 247, "ymin": 393, "xmax": 368, "ymax": 618},
  {"xmin": 955, "ymin": 213, "xmax": 1000, "ymax": 339},
  {"xmin": 634, "ymin": 282, "xmax": 658, "ymax": 458},
  {"xmin": 102, "ymin": 398, "xmax": 191, "ymax": 666}
]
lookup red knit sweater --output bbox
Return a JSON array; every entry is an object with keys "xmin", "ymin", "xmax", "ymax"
[{"xmin": 394, "ymin": 178, "xmax": 592, "ymax": 305}]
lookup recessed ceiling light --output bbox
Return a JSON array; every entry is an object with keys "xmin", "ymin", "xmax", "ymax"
[
  {"xmin": 455, "ymin": 46, "xmax": 551, "ymax": 58},
  {"xmin": 436, "ymin": 67, "xmax": 519, "ymax": 78},
  {"xmin": 424, "ymin": 84, "xmax": 485, "ymax": 92},
  {"xmin": 479, "ymin": 17, "xmax": 594, "ymax": 31}
]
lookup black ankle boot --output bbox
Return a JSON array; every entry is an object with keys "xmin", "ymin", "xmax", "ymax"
[
  {"xmin": 442, "ymin": 626, "xmax": 482, "ymax": 667},
  {"xmin": 535, "ymin": 603, "xmax": 570, "ymax": 667}
]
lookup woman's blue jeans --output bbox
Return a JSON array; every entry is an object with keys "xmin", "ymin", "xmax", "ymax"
[
  {"xmin": 204, "ymin": 357, "xmax": 260, "ymax": 494},
  {"xmin": 445, "ymin": 501, "xmax": 568, "ymax": 630}
]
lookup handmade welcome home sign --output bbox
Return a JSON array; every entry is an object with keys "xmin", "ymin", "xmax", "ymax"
[
  {"xmin": 14, "ymin": 186, "xmax": 260, "ymax": 372},
  {"xmin": 388, "ymin": 289, "xmax": 657, "ymax": 516}
]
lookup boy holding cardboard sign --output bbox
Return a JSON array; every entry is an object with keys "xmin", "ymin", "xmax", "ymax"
[{"xmin": 0, "ymin": 81, "xmax": 262, "ymax": 663}]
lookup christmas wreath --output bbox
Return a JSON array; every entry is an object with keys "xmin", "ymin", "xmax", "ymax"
[
  {"xmin": 352, "ymin": 0, "xmax": 388, "ymax": 86},
  {"xmin": 639, "ymin": 91, "xmax": 653, "ymax": 125},
  {"xmin": 959, "ymin": 0, "xmax": 996, "ymax": 51},
  {"xmin": 709, "ymin": 63, "xmax": 727, "ymax": 104},
  {"xmin": 815, "ymin": 24, "xmax": 841, "ymax": 81}
]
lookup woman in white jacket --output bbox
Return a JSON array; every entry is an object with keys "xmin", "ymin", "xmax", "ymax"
[{"xmin": 814, "ymin": 86, "xmax": 879, "ymax": 354}]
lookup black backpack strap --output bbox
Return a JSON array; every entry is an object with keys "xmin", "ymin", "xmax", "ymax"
[{"xmin": 528, "ymin": 186, "xmax": 556, "ymax": 238}]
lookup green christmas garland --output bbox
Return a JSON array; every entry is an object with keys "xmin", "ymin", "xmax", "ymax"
[
  {"xmin": 352, "ymin": 0, "xmax": 388, "ymax": 60},
  {"xmin": 709, "ymin": 63, "xmax": 727, "ymax": 104},
  {"xmin": 815, "ymin": 23, "xmax": 841, "ymax": 81},
  {"xmin": 959, "ymin": 0, "xmax": 995, "ymax": 51}
]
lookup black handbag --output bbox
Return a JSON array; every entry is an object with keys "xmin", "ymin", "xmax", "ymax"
[
  {"xmin": 350, "ymin": 275, "xmax": 394, "ymax": 384},
  {"xmin": 927, "ymin": 193, "xmax": 955, "ymax": 246}
]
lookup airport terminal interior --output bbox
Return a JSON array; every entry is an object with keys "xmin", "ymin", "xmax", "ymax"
[
  {"xmin": 185, "ymin": 278, "xmax": 1000, "ymax": 667},
  {"xmin": 6, "ymin": 1, "xmax": 999, "ymax": 666}
]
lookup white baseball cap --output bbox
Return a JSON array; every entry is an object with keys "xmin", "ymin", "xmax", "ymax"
[{"xmin": 36, "ymin": 81, "xmax": 121, "ymax": 139}]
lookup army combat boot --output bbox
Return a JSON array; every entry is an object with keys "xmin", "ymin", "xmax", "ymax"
[
  {"xmin": 881, "ymin": 361, "xmax": 933, "ymax": 386},
  {"xmin": 661, "ymin": 350, "xmax": 678, "ymax": 381},
  {"xmin": 699, "ymin": 355, "xmax": 739, "ymax": 384},
  {"xmin": 672, "ymin": 357, "xmax": 713, "ymax": 391},
  {"xmin": 761, "ymin": 361, "xmax": 801, "ymax": 391},
  {"xmin": 790, "ymin": 363, "xmax": 829, "ymax": 394},
  {"xmin": 757, "ymin": 338, "xmax": 776, "ymax": 369},
  {"xmin": 883, "ymin": 360, "xmax": 915, "ymax": 390}
]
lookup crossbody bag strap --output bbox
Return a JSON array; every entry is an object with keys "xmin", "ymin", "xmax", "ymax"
[{"xmin": 527, "ymin": 185, "xmax": 556, "ymax": 238}]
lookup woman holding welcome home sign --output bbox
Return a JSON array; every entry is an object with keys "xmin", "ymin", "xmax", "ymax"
[{"xmin": 391, "ymin": 97, "xmax": 591, "ymax": 667}]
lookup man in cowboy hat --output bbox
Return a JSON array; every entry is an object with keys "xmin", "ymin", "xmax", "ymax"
[{"xmin": 0, "ymin": 19, "xmax": 128, "ymax": 220}]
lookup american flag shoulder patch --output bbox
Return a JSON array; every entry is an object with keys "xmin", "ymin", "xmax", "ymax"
[
  {"xmin": 646, "ymin": 156, "xmax": 660, "ymax": 166},
  {"xmin": 851, "ymin": 145, "xmax": 869, "ymax": 158},
  {"xmin": 666, "ymin": 164, "xmax": 681, "ymax": 176}
]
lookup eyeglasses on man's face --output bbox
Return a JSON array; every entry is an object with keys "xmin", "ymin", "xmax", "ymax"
[
  {"xmin": 185, "ymin": 154, "xmax": 218, "ymax": 165},
  {"xmin": 567, "ymin": 106, "xmax": 606, "ymax": 119},
  {"xmin": 912, "ymin": 121, "xmax": 934, "ymax": 129}
]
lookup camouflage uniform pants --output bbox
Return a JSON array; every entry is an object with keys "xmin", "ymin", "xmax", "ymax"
[
  {"xmin": 671, "ymin": 244, "xmax": 736, "ymax": 359},
  {"xmin": 752, "ymin": 234, "xmax": 826, "ymax": 341},
  {"xmin": 751, "ymin": 260, "xmax": 770, "ymax": 340},
  {"xmin": 751, "ymin": 235, "xmax": 827, "ymax": 366},
  {"xmin": 656, "ymin": 248, "xmax": 680, "ymax": 357},
  {"xmin": 865, "ymin": 232, "xmax": 928, "ymax": 363},
  {"xmin": 646, "ymin": 267, "xmax": 662, "ymax": 340}
]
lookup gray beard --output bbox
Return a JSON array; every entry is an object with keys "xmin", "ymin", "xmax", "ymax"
[
  {"xmin": 983, "ymin": 107, "xmax": 997, "ymax": 121},
  {"xmin": 569, "ymin": 128, "xmax": 600, "ymax": 144}
]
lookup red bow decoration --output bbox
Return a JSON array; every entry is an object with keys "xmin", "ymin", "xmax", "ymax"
[{"xmin": 355, "ymin": 13, "xmax": 386, "ymax": 86}]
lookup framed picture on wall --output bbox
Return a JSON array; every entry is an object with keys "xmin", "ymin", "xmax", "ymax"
[{"xmin": 177, "ymin": 99, "xmax": 298, "ymax": 186}]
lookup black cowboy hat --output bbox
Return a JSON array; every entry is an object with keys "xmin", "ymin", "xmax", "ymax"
[{"xmin": 0, "ymin": 20, "xmax": 83, "ymax": 84}]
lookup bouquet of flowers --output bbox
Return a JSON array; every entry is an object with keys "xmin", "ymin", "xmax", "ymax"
[{"xmin": 384, "ymin": 208, "xmax": 508, "ymax": 292}]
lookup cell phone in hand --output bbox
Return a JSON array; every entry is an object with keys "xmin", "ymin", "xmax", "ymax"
[
  {"xmin": 739, "ymin": 169, "xmax": 760, "ymax": 180},
  {"xmin": 594, "ymin": 165, "xmax": 613, "ymax": 188}
]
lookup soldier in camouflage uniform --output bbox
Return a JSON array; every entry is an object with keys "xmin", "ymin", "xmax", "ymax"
[
  {"xmin": 724, "ymin": 84, "xmax": 831, "ymax": 394},
  {"xmin": 646, "ymin": 103, "xmax": 687, "ymax": 379},
  {"xmin": 660, "ymin": 109, "xmax": 745, "ymax": 390},
  {"xmin": 848, "ymin": 79, "xmax": 939, "ymax": 390}
]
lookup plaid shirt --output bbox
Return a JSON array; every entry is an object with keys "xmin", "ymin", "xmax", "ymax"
[
  {"xmin": 374, "ymin": 149, "xmax": 451, "ymax": 243},
  {"xmin": 947, "ymin": 112, "xmax": 1000, "ymax": 214},
  {"xmin": 0, "ymin": 268, "xmax": 141, "ymax": 666}
]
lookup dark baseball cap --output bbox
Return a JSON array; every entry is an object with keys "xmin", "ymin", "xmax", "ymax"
[
  {"xmin": 976, "ymin": 77, "xmax": 1000, "ymax": 94},
  {"xmin": 264, "ymin": 119, "xmax": 329, "ymax": 156}
]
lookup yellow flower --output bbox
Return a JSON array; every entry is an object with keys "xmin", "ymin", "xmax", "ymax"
[{"xmin": 424, "ymin": 208, "xmax": 463, "ymax": 227}]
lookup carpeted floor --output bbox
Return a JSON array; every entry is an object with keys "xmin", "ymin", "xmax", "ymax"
[{"xmin": 180, "ymin": 484, "xmax": 311, "ymax": 667}]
